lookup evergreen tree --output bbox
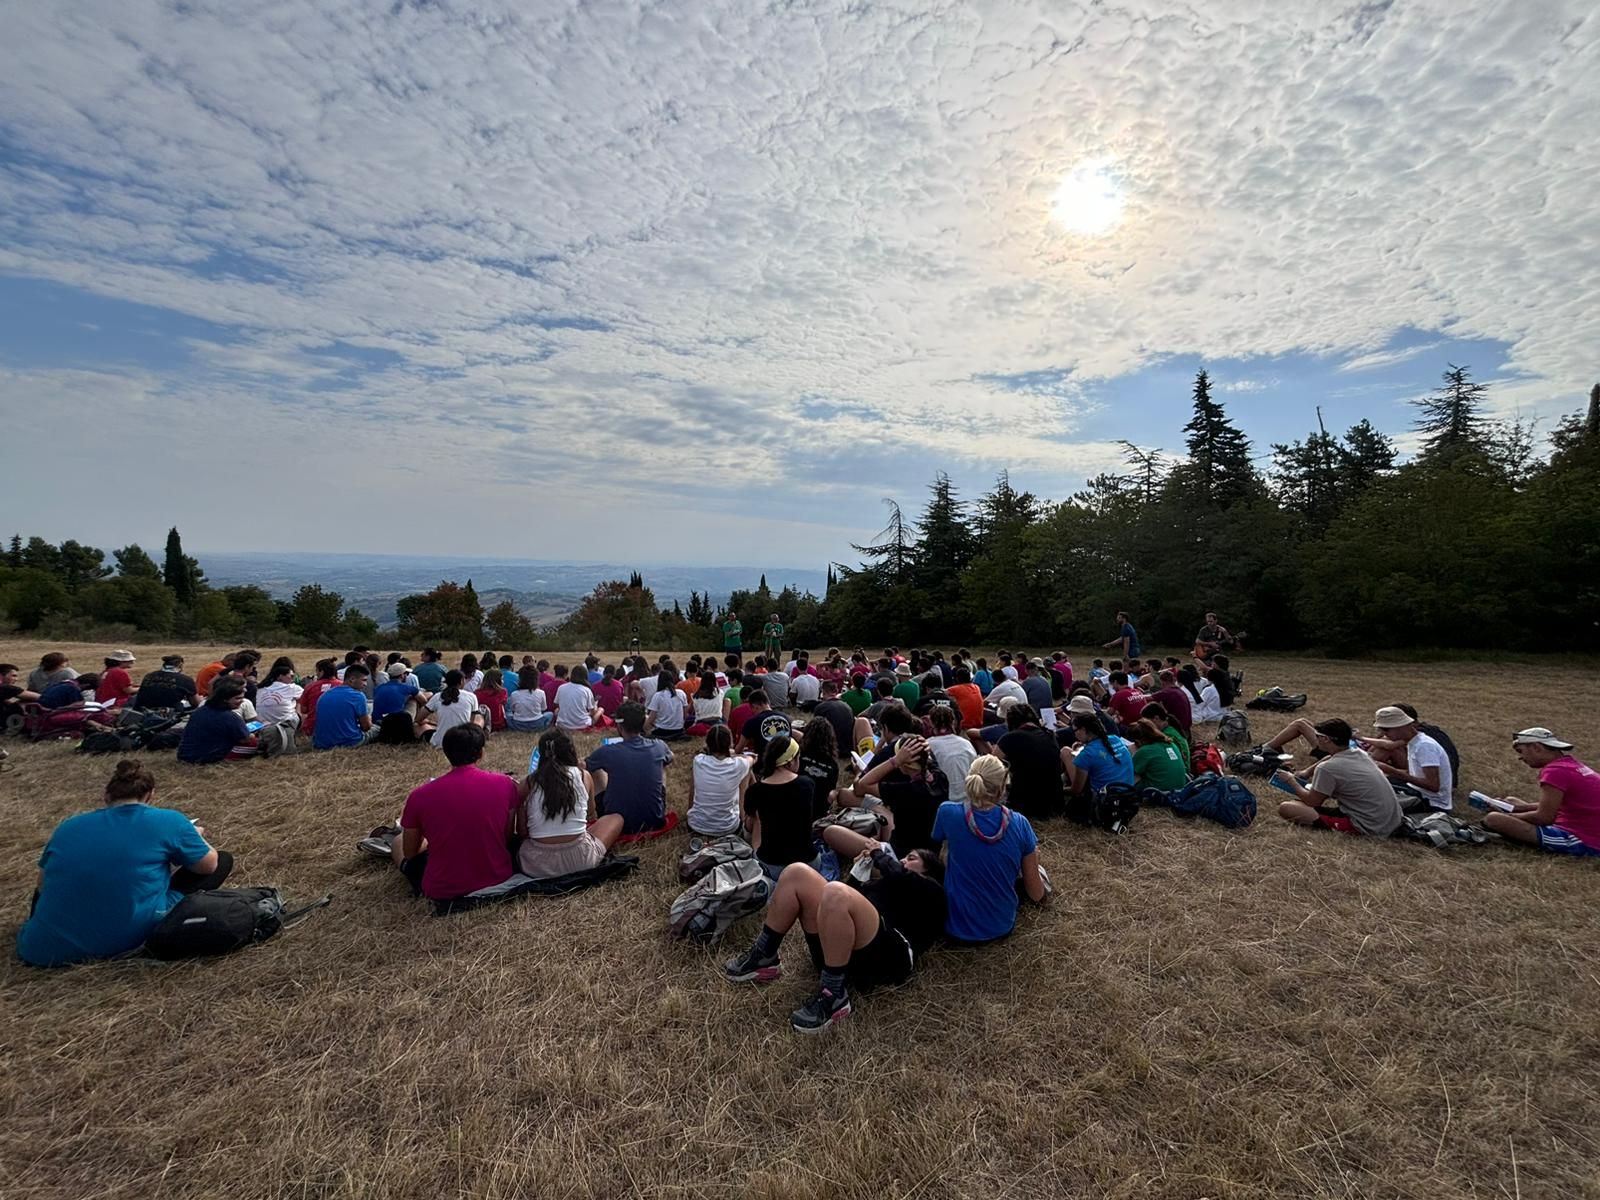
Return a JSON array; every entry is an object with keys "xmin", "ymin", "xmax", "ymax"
[
  {"xmin": 6, "ymin": 534, "xmax": 21, "ymax": 568},
  {"xmin": 1180, "ymin": 369, "xmax": 1255, "ymax": 506},
  {"xmin": 1118, "ymin": 442, "xmax": 1168, "ymax": 502},
  {"xmin": 162, "ymin": 527, "xmax": 203, "ymax": 605},
  {"xmin": 22, "ymin": 537, "xmax": 61, "ymax": 573},
  {"xmin": 1413, "ymin": 363, "xmax": 1488, "ymax": 464},
  {"xmin": 113, "ymin": 544, "xmax": 162, "ymax": 578},
  {"xmin": 285, "ymin": 583, "xmax": 348, "ymax": 643},
  {"xmin": 1339, "ymin": 419, "xmax": 1396, "ymax": 490},
  {"xmin": 56, "ymin": 540, "xmax": 110, "ymax": 591}
]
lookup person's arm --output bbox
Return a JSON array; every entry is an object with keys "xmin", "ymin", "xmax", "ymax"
[
  {"xmin": 400, "ymin": 826, "xmax": 424, "ymax": 860},
  {"xmin": 1378, "ymin": 759, "xmax": 1439, "ymax": 792},
  {"xmin": 1274, "ymin": 769, "xmax": 1330, "ymax": 805},
  {"xmin": 854, "ymin": 737, "xmax": 920, "ymax": 799},
  {"xmin": 1020, "ymin": 850, "xmax": 1048, "ymax": 904},
  {"xmin": 1508, "ymin": 783, "xmax": 1566, "ymax": 825}
]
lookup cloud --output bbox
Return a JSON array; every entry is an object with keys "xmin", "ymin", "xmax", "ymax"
[
  {"xmin": 0, "ymin": 0, "xmax": 1596, "ymax": 558},
  {"xmin": 1338, "ymin": 342, "xmax": 1444, "ymax": 373}
]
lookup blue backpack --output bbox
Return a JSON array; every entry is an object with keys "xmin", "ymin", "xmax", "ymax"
[{"xmin": 1166, "ymin": 773, "xmax": 1257, "ymax": 829}]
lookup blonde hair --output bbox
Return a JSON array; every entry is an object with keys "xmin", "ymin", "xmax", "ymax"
[{"xmin": 964, "ymin": 755, "xmax": 1008, "ymax": 808}]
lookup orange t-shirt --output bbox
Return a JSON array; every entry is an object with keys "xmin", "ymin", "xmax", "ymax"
[
  {"xmin": 948, "ymin": 683, "xmax": 984, "ymax": 731},
  {"xmin": 194, "ymin": 661, "xmax": 226, "ymax": 696}
]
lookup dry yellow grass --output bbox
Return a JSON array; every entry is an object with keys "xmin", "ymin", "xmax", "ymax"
[{"xmin": 2, "ymin": 639, "xmax": 1598, "ymax": 1199}]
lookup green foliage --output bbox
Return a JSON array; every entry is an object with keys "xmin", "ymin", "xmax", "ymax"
[
  {"xmin": 0, "ymin": 567, "xmax": 71, "ymax": 630},
  {"xmin": 483, "ymin": 600, "xmax": 536, "ymax": 647},
  {"xmin": 558, "ymin": 579, "xmax": 662, "ymax": 648},
  {"xmin": 284, "ymin": 584, "xmax": 348, "ymax": 644},
  {"xmin": 113, "ymin": 544, "xmax": 162, "ymax": 579},
  {"xmin": 395, "ymin": 581, "xmax": 485, "ymax": 648},
  {"xmin": 76, "ymin": 575, "xmax": 177, "ymax": 633}
]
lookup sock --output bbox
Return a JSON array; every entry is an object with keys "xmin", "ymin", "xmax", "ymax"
[
  {"xmin": 804, "ymin": 931, "xmax": 823, "ymax": 969},
  {"xmin": 820, "ymin": 964, "xmax": 849, "ymax": 999},
  {"xmin": 751, "ymin": 924, "xmax": 784, "ymax": 960}
]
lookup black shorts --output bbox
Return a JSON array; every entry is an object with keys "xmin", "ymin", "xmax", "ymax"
[{"xmin": 847, "ymin": 916, "xmax": 915, "ymax": 989}]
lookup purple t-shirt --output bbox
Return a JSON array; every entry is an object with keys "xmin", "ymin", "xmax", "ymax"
[
  {"xmin": 1541, "ymin": 755, "xmax": 1600, "ymax": 849},
  {"xmin": 1151, "ymin": 686, "xmax": 1193, "ymax": 735},
  {"xmin": 400, "ymin": 766, "xmax": 518, "ymax": 899}
]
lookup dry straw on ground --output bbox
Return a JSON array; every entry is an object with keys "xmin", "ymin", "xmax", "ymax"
[{"xmin": 1, "ymin": 640, "xmax": 1598, "ymax": 1199}]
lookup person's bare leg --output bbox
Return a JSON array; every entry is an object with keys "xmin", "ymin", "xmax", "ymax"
[
  {"xmin": 822, "ymin": 824, "xmax": 876, "ymax": 859},
  {"xmin": 815, "ymin": 881, "xmax": 881, "ymax": 964},
  {"xmin": 589, "ymin": 812, "xmax": 626, "ymax": 851},
  {"xmin": 851, "ymin": 717, "xmax": 873, "ymax": 751},
  {"xmin": 1277, "ymin": 800, "xmax": 1320, "ymax": 826},
  {"xmin": 1484, "ymin": 812, "xmax": 1540, "ymax": 845},
  {"xmin": 765, "ymin": 863, "xmax": 828, "ymax": 934},
  {"xmin": 1266, "ymin": 718, "xmax": 1318, "ymax": 753}
]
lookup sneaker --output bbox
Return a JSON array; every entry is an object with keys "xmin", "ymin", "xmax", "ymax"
[
  {"xmin": 722, "ymin": 949, "xmax": 782, "ymax": 984},
  {"xmin": 790, "ymin": 987, "xmax": 852, "ymax": 1034}
]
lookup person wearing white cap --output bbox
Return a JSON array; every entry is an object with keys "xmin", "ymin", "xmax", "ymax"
[
  {"xmin": 1480, "ymin": 730, "xmax": 1600, "ymax": 856},
  {"xmin": 94, "ymin": 650, "xmax": 138, "ymax": 707},
  {"xmin": 1360, "ymin": 706, "xmax": 1453, "ymax": 813}
]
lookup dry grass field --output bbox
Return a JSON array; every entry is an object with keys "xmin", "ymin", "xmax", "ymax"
[{"xmin": 2, "ymin": 639, "xmax": 1598, "ymax": 1200}]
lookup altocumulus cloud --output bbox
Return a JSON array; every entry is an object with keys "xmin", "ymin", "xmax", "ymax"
[{"xmin": 0, "ymin": 0, "xmax": 1595, "ymax": 558}]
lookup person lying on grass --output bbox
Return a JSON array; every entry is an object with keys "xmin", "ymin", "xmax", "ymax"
[
  {"xmin": 514, "ymin": 728, "xmax": 626, "ymax": 879},
  {"xmin": 17, "ymin": 759, "xmax": 232, "ymax": 967},
  {"xmin": 723, "ymin": 838, "xmax": 947, "ymax": 1034},
  {"xmin": 392, "ymin": 723, "xmax": 519, "ymax": 901},
  {"xmin": 177, "ymin": 679, "xmax": 260, "ymax": 763},
  {"xmin": 1270, "ymin": 717, "xmax": 1404, "ymax": 838},
  {"xmin": 1480, "ymin": 728, "xmax": 1600, "ymax": 857}
]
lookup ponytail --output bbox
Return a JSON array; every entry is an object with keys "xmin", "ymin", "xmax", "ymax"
[{"xmin": 441, "ymin": 669, "xmax": 464, "ymax": 707}]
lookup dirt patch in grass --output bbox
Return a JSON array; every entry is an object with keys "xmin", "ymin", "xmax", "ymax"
[{"xmin": 1, "ymin": 641, "xmax": 1598, "ymax": 1199}]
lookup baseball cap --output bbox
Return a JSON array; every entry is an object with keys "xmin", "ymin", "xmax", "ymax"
[
  {"xmin": 1372, "ymin": 706, "xmax": 1415, "ymax": 729},
  {"xmin": 1512, "ymin": 727, "xmax": 1573, "ymax": 750},
  {"xmin": 387, "ymin": 663, "xmax": 410, "ymax": 678}
]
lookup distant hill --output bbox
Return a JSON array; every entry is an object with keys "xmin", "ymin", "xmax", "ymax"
[{"xmin": 197, "ymin": 552, "xmax": 829, "ymax": 629}]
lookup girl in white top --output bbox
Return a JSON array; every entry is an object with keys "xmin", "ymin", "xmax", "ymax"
[
  {"xmin": 506, "ymin": 665, "xmax": 553, "ymax": 731},
  {"xmin": 926, "ymin": 704, "xmax": 977, "ymax": 785},
  {"xmin": 516, "ymin": 729, "xmax": 625, "ymax": 877},
  {"xmin": 687, "ymin": 724, "xmax": 752, "ymax": 836},
  {"xmin": 420, "ymin": 669, "xmax": 482, "ymax": 748},
  {"xmin": 645, "ymin": 668, "xmax": 689, "ymax": 738},
  {"xmin": 691, "ymin": 670, "xmax": 725, "ymax": 725},
  {"xmin": 459, "ymin": 653, "xmax": 484, "ymax": 696},
  {"xmin": 554, "ymin": 664, "xmax": 599, "ymax": 731},
  {"xmin": 254, "ymin": 661, "xmax": 304, "ymax": 726}
]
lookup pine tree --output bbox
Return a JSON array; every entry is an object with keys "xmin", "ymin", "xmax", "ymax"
[
  {"xmin": 1119, "ymin": 442, "xmax": 1167, "ymax": 503},
  {"xmin": 1339, "ymin": 419, "xmax": 1396, "ymax": 489},
  {"xmin": 163, "ymin": 527, "xmax": 195, "ymax": 604},
  {"xmin": 1413, "ymin": 363, "xmax": 1488, "ymax": 463},
  {"xmin": 6, "ymin": 534, "xmax": 21, "ymax": 567},
  {"xmin": 1181, "ymin": 369, "xmax": 1255, "ymax": 506},
  {"xmin": 113, "ymin": 544, "xmax": 162, "ymax": 578}
]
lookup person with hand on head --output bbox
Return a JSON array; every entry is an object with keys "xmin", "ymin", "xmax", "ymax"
[
  {"xmin": 1271, "ymin": 717, "xmax": 1403, "ymax": 838},
  {"xmin": 1480, "ymin": 728, "xmax": 1600, "ymax": 857},
  {"xmin": 177, "ymin": 679, "xmax": 260, "ymax": 763},
  {"xmin": 846, "ymin": 734, "xmax": 947, "ymax": 858},
  {"xmin": 17, "ymin": 760, "xmax": 232, "ymax": 966}
]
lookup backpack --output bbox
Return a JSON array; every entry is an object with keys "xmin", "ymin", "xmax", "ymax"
[
  {"xmin": 1216, "ymin": 710, "xmax": 1252, "ymax": 747},
  {"xmin": 1246, "ymin": 687, "xmax": 1307, "ymax": 712},
  {"xmin": 144, "ymin": 888, "xmax": 332, "ymax": 960},
  {"xmin": 256, "ymin": 721, "xmax": 299, "ymax": 759},
  {"xmin": 1227, "ymin": 747, "xmax": 1294, "ymax": 777},
  {"xmin": 812, "ymin": 806, "xmax": 890, "ymax": 840},
  {"xmin": 1066, "ymin": 782, "xmax": 1140, "ymax": 833},
  {"xmin": 667, "ymin": 858, "xmax": 772, "ymax": 944},
  {"xmin": 377, "ymin": 711, "xmax": 420, "ymax": 745},
  {"xmin": 678, "ymin": 834, "xmax": 755, "ymax": 884},
  {"xmin": 1168, "ymin": 773, "xmax": 1257, "ymax": 828},
  {"xmin": 77, "ymin": 710, "xmax": 185, "ymax": 755},
  {"xmin": 1401, "ymin": 812, "xmax": 1493, "ymax": 849},
  {"xmin": 1191, "ymin": 743, "xmax": 1227, "ymax": 776}
]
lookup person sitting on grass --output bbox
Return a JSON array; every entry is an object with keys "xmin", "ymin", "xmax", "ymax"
[
  {"xmin": 928, "ymin": 754, "xmax": 1049, "ymax": 944},
  {"xmin": 722, "ymin": 839, "xmax": 947, "ymax": 1034},
  {"xmin": 1179, "ymin": 664, "xmax": 1226, "ymax": 725},
  {"xmin": 1062, "ymin": 714, "xmax": 1134, "ymax": 799},
  {"xmin": 645, "ymin": 668, "xmax": 691, "ymax": 741},
  {"xmin": 1358, "ymin": 706, "xmax": 1454, "ymax": 813},
  {"xmin": 416, "ymin": 669, "xmax": 483, "ymax": 749},
  {"xmin": 17, "ymin": 760, "xmax": 232, "ymax": 967},
  {"xmin": 810, "ymin": 679, "xmax": 861, "ymax": 758},
  {"xmin": 0, "ymin": 662, "xmax": 40, "ymax": 727},
  {"xmin": 991, "ymin": 703, "xmax": 1063, "ymax": 820},
  {"xmin": 792, "ymin": 658, "xmax": 822, "ymax": 710},
  {"xmin": 846, "ymin": 734, "xmax": 947, "ymax": 858},
  {"xmin": 926, "ymin": 704, "xmax": 977, "ymax": 791},
  {"xmin": 514, "ymin": 728, "xmax": 626, "ymax": 878},
  {"xmin": 27, "ymin": 651, "xmax": 77, "ymax": 694},
  {"xmin": 177, "ymin": 679, "xmax": 260, "ymax": 763},
  {"xmin": 94, "ymin": 651, "xmax": 138, "ymax": 707},
  {"xmin": 554, "ymin": 664, "xmax": 602, "ymax": 733},
  {"xmin": 1480, "ymin": 728, "xmax": 1600, "ymax": 857},
  {"xmin": 507, "ymin": 666, "xmax": 554, "ymax": 732},
  {"xmin": 585, "ymin": 702, "xmax": 675, "ymax": 835},
  {"xmin": 474, "ymin": 668, "xmax": 510, "ymax": 732},
  {"xmin": 1126, "ymin": 719, "xmax": 1189, "ymax": 791},
  {"xmin": 38, "ymin": 672, "xmax": 99, "ymax": 711},
  {"xmin": 1270, "ymin": 717, "xmax": 1403, "ymax": 838},
  {"xmin": 313, "ymin": 664, "xmax": 378, "ymax": 750},
  {"xmin": 132, "ymin": 655, "xmax": 195, "ymax": 711},
  {"xmin": 687, "ymin": 724, "xmax": 752, "ymax": 837},
  {"xmin": 593, "ymin": 665, "xmax": 626, "ymax": 718},
  {"xmin": 392, "ymin": 724, "xmax": 519, "ymax": 901},
  {"xmin": 745, "ymin": 734, "xmax": 818, "ymax": 880},
  {"xmin": 255, "ymin": 659, "xmax": 306, "ymax": 729},
  {"xmin": 737, "ymin": 689, "xmax": 792, "ymax": 756},
  {"xmin": 795, "ymin": 717, "xmax": 840, "ymax": 815},
  {"xmin": 1135, "ymin": 700, "xmax": 1187, "ymax": 772},
  {"xmin": 1149, "ymin": 670, "xmax": 1194, "ymax": 738}
]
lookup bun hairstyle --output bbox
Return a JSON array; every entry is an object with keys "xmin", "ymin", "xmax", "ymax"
[
  {"xmin": 105, "ymin": 759, "xmax": 156, "ymax": 802},
  {"xmin": 964, "ymin": 755, "xmax": 1008, "ymax": 808}
]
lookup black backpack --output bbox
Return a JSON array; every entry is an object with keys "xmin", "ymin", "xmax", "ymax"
[
  {"xmin": 144, "ymin": 888, "xmax": 331, "ymax": 960},
  {"xmin": 1245, "ymin": 687, "xmax": 1307, "ymax": 712},
  {"xmin": 1066, "ymin": 782, "xmax": 1140, "ymax": 833}
]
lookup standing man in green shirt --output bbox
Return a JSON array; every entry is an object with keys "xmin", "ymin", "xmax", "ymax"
[
  {"xmin": 723, "ymin": 613, "xmax": 743, "ymax": 656},
  {"xmin": 762, "ymin": 613, "xmax": 783, "ymax": 660}
]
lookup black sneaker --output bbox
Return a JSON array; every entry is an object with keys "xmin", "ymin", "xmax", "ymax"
[
  {"xmin": 790, "ymin": 987, "xmax": 851, "ymax": 1034},
  {"xmin": 722, "ymin": 949, "xmax": 782, "ymax": 984}
]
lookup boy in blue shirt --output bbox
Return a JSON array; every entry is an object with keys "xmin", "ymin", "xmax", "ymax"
[{"xmin": 313, "ymin": 665, "xmax": 377, "ymax": 749}]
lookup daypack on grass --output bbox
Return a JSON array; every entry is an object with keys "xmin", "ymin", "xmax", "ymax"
[
  {"xmin": 1167, "ymin": 773, "xmax": 1257, "ymax": 829},
  {"xmin": 1216, "ymin": 710, "xmax": 1252, "ymax": 746},
  {"xmin": 1246, "ymin": 687, "xmax": 1308, "ymax": 712},
  {"xmin": 1066, "ymin": 782, "xmax": 1140, "ymax": 833},
  {"xmin": 1401, "ymin": 812, "xmax": 1494, "ymax": 849},
  {"xmin": 668, "ymin": 857, "xmax": 771, "ymax": 944},
  {"xmin": 1227, "ymin": 747, "xmax": 1294, "ymax": 778},
  {"xmin": 679, "ymin": 834, "xmax": 754, "ymax": 884},
  {"xmin": 812, "ymin": 806, "xmax": 890, "ymax": 840},
  {"xmin": 144, "ymin": 888, "xmax": 331, "ymax": 960},
  {"xmin": 77, "ymin": 710, "xmax": 185, "ymax": 755},
  {"xmin": 256, "ymin": 721, "xmax": 299, "ymax": 759},
  {"xmin": 1191, "ymin": 743, "xmax": 1227, "ymax": 776}
]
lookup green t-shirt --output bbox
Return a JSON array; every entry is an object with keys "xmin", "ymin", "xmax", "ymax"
[
  {"xmin": 842, "ymin": 687, "xmax": 873, "ymax": 716},
  {"xmin": 1134, "ymin": 742, "xmax": 1188, "ymax": 791},
  {"xmin": 892, "ymin": 680, "xmax": 921, "ymax": 708},
  {"xmin": 723, "ymin": 620, "xmax": 743, "ymax": 647},
  {"xmin": 1163, "ymin": 724, "xmax": 1191, "ymax": 772},
  {"xmin": 762, "ymin": 621, "xmax": 783, "ymax": 643},
  {"xmin": 724, "ymin": 685, "xmax": 744, "ymax": 708}
]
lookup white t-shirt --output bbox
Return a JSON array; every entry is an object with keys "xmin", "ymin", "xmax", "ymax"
[
  {"xmin": 928, "ymin": 733, "xmax": 977, "ymax": 788},
  {"xmin": 690, "ymin": 753, "xmax": 750, "ymax": 835},
  {"xmin": 647, "ymin": 686, "xmax": 686, "ymax": 731},
  {"xmin": 1191, "ymin": 682, "xmax": 1226, "ymax": 724},
  {"xmin": 554, "ymin": 681, "xmax": 596, "ymax": 730},
  {"xmin": 792, "ymin": 674, "xmax": 821, "ymax": 705},
  {"xmin": 637, "ymin": 676, "xmax": 660, "ymax": 704},
  {"xmin": 785, "ymin": 661, "xmax": 800, "ymax": 677},
  {"xmin": 693, "ymin": 692, "xmax": 725, "ymax": 722},
  {"xmin": 462, "ymin": 670, "xmax": 485, "ymax": 694},
  {"xmin": 1000, "ymin": 665, "xmax": 1019, "ymax": 680},
  {"xmin": 425, "ymin": 691, "xmax": 479, "ymax": 747},
  {"xmin": 988, "ymin": 679, "xmax": 1028, "ymax": 708},
  {"xmin": 525, "ymin": 766, "xmax": 589, "ymax": 839},
  {"xmin": 254, "ymin": 680, "xmax": 304, "ymax": 725},
  {"xmin": 507, "ymin": 688, "xmax": 547, "ymax": 722},
  {"xmin": 1407, "ymin": 731, "xmax": 1453, "ymax": 809}
]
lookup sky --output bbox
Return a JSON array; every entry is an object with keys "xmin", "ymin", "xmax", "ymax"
[{"xmin": 1, "ymin": 0, "xmax": 1596, "ymax": 568}]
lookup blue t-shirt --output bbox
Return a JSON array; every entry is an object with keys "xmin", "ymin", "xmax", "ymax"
[
  {"xmin": 372, "ymin": 680, "xmax": 420, "ymax": 721},
  {"xmin": 413, "ymin": 661, "xmax": 446, "ymax": 692},
  {"xmin": 929, "ymin": 801, "xmax": 1038, "ymax": 942},
  {"xmin": 177, "ymin": 704, "xmax": 250, "ymax": 763},
  {"xmin": 39, "ymin": 680, "xmax": 83, "ymax": 709},
  {"xmin": 1120, "ymin": 622, "xmax": 1142, "ymax": 658},
  {"xmin": 1074, "ymin": 737, "xmax": 1135, "ymax": 791},
  {"xmin": 17, "ymin": 803, "xmax": 211, "ymax": 966},
  {"xmin": 973, "ymin": 670, "xmax": 995, "ymax": 697},
  {"xmin": 313, "ymin": 686, "xmax": 370, "ymax": 749},
  {"xmin": 585, "ymin": 736, "xmax": 673, "ymax": 833}
]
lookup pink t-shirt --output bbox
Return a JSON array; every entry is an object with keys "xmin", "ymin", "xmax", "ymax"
[
  {"xmin": 400, "ymin": 766, "xmax": 518, "ymax": 899},
  {"xmin": 540, "ymin": 674, "xmax": 561, "ymax": 711},
  {"xmin": 1052, "ymin": 661, "xmax": 1074, "ymax": 690},
  {"xmin": 1541, "ymin": 756, "xmax": 1600, "ymax": 849},
  {"xmin": 593, "ymin": 678, "xmax": 625, "ymax": 715}
]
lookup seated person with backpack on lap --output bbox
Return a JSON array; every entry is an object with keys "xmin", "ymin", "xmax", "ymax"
[
  {"xmin": 1271, "ymin": 718, "xmax": 1404, "ymax": 838},
  {"xmin": 17, "ymin": 760, "xmax": 232, "ymax": 966},
  {"xmin": 391, "ymin": 724, "xmax": 519, "ymax": 902}
]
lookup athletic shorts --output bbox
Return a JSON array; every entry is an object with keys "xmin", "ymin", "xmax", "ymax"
[
  {"xmin": 1314, "ymin": 805, "xmax": 1361, "ymax": 836},
  {"xmin": 1535, "ymin": 824, "xmax": 1600, "ymax": 857},
  {"xmin": 846, "ymin": 916, "xmax": 915, "ymax": 989}
]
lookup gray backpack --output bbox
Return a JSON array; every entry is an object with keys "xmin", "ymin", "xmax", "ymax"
[
  {"xmin": 667, "ymin": 858, "xmax": 771, "ymax": 944},
  {"xmin": 257, "ymin": 721, "xmax": 299, "ymax": 759},
  {"xmin": 678, "ymin": 834, "xmax": 754, "ymax": 884},
  {"xmin": 1217, "ymin": 710, "xmax": 1252, "ymax": 747}
]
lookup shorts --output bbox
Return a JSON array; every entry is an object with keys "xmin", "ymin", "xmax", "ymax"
[
  {"xmin": 846, "ymin": 916, "xmax": 915, "ymax": 989},
  {"xmin": 517, "ymin": 831, "xmax": 608, "ymax": 878},
  {"xmin": 1534, "ymin": 824, "xmax": 1600, "ymax": 857},
  {"xmin": 1313, "ymin": 805, "xmax": 1361, "ymax": 836},
  {"xmin": 760, "ymin": 855, "xmax": 820, "ymax": 882}
]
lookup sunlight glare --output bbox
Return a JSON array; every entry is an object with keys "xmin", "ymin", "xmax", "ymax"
[{"xmin": 1051, "ymin": 159, "xmax": 1124, "ymax": 236}]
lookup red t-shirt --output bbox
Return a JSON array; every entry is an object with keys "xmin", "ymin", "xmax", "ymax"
[
  {"xmin": 947, "ymin": 683, "xmax": 984, "ymax": 731},
  {"xmin": 1109, "ymin": 687, "xmax": 1147, "ymax": 726},
  {"xmin": 400, "ymin": 766, "xmax": 518, "ymax": 899},
  {"xmin": 96, "ymin": 667, "xmax": 134, "ymax": 706},
  {"xmin": 475, "ymin": 686, "xmax": 508, "ymax": 731},
  {"xmin": 593, "ymin": 678, "xmax": 625, "ymax": 715},
  {"xmin": 299, "ymin": 678, "xmax": 338, "ymax": 737},
  {"xmin": 728, "ymin": 702, "xmax": 755, "ymax": 736}
]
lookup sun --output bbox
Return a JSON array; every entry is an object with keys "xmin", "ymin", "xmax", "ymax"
[{"xmin": 1051, "ymin": 158, "xmax": 1125, "ymax": 236}]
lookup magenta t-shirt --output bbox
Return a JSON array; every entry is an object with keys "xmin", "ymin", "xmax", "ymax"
[
  {"xmin": 400, "ymin": 765, "xmax": 518, "ymax": 899},
  {"xmin": 540, "ymin": 674, "xmax": 561, "ymax": 711},
  {"xmin": 1541, "ymin": 755, "xmax": 1600, "ymax": 849},
  {"xmin": 593, "ymin": 678, "xmax": 625, "ymax": 715}
]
